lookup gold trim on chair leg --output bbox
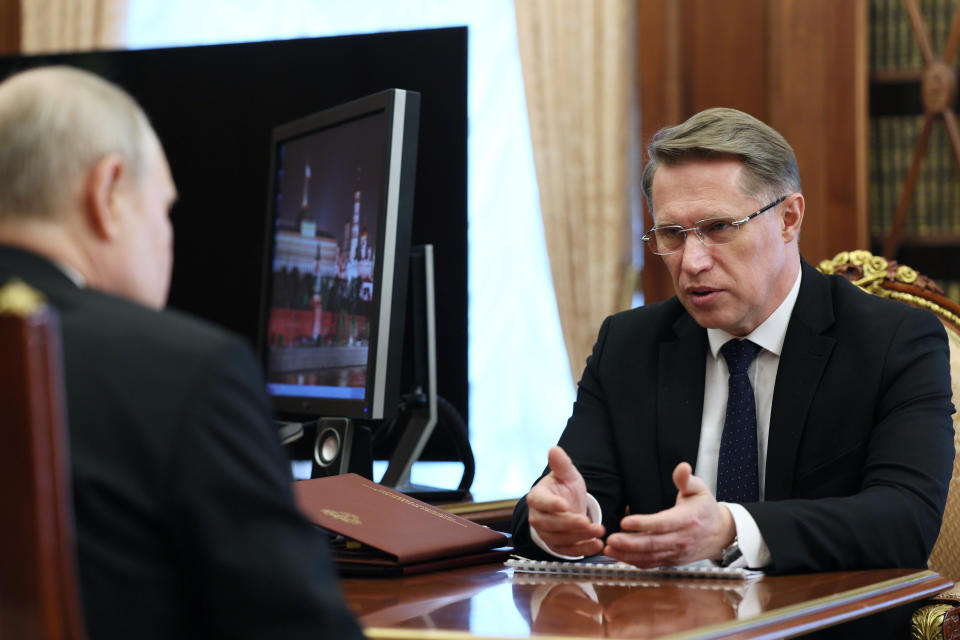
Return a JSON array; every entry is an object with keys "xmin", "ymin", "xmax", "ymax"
[
  {"xmin": 911, "ymin": 603, "xmax": 952, "ymax": 640},
  {"xmin": 910, "ymin": 593, "xmax": 960, "ymax": 640}
]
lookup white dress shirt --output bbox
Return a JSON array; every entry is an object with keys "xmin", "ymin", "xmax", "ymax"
[{"xmin": 531, "ymin": 266, "xmax": 803, "ymax": 568}]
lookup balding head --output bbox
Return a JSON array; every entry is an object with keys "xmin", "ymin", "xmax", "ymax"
[
  {"xmin": 0, "ymin": 66, "xmax": 177, "ymax": 309},
  {"xmin": 0, "ymin": 66, "xmax": 155, "ymax": 220}
]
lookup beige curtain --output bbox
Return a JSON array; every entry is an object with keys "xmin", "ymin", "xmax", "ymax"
[
  {"xmin": 515, "ymin": 0, "xmax": 636, "ymax": 381},
  {"xmin": 20, "ymin": 0, "xmax": 127, "ymax": 53}
]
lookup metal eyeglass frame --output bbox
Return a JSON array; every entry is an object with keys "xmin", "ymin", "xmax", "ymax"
[{"xmin": 642, "ymin": 195, "xmax": 789, "ymax": 255}]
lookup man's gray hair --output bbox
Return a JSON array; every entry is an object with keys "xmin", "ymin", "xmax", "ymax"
[
  {"xmin": 0, "ymin": 65, "xmax": 154, "ymax": 219},
  {"xmin": 640, "ymin": 107, "xmax": 801, "ymax": 210}
]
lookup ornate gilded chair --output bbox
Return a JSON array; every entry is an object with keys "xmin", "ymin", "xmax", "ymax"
[
  {"xmin": 818, "ymin": 251, "xmax": 960, "ymax": 639},
  {"xmin": 0, "ymin": 279, "xmax": 86, "ymax": 640}
]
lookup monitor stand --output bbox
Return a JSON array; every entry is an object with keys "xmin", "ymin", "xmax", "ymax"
[
  {"xmin": 379, "ymin": 403, "xmax": 447, "ymax": 500},
  {"xmin": 379, "ymin": 245, "xmax": 465, "ymax": 502},
  {"xmin": 276, "ymin": 420, "xmax": 306, "ymax": 445}
]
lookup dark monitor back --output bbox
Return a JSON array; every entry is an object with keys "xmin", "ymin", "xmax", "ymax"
[{"xmin": 0, "ymin": 28, "xmax": 468, "ymax": 457}]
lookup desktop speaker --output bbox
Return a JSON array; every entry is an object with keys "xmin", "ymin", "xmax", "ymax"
[{"xmin": 310, "ymin": 418, "xmax": 373, "ymax": 479}]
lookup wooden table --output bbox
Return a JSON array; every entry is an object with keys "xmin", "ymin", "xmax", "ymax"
[{"xmin": 342, "ymin": 562, "xmax": 951, "ymax": 639}]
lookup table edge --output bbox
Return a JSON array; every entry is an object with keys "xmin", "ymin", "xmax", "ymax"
[{"xmin": 359, "ymin": 570, "xmax": 950, "ymax": 640}]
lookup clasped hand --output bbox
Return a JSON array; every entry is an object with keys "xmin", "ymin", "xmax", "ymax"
[{"xmin": 527, "ymin": 446, "xmax": 735, "ymax": 567}]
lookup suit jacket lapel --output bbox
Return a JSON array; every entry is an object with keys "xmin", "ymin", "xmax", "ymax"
[
  {"xmin": 766, "ymin": 261, "xmax": 836, "ymax": 500},
  {"xmin": 657, "ymin": 312, "xmax": 707, "ymax": 506}
]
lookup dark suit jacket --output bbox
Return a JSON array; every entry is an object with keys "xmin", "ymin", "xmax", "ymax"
[
  {"xmin": 0, "ymin": 246, "xmax": 362, "ymax": 640},
  {"xmin": 513, "ymin": 261, "xmax": 955, "ymax": 574}
]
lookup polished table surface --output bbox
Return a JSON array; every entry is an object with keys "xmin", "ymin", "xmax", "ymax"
[{"xmin": 341, "ymin": 562, "xmax": 952, "ymax": 639}]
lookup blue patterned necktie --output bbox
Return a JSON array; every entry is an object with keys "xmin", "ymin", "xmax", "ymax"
[{"xmin": 716, "ymin": 339, "xmax": 763, "ymax": 503}]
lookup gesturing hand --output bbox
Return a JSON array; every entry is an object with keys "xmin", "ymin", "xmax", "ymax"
[
  {"xmin": 526, "ymin": 446, "xmax": 605, "ymax": 557},
  {"xmin": 603, "ymin": 462, "xmax": 735, "ymax": 568}
]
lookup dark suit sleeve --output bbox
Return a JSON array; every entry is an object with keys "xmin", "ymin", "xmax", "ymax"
[
  {"xmin": 747, "ymin": 309, "xmax": 955, "ymax": 573},
  {"xmin": 512, "ymin": 316, "xmax": 628, "ymax": 557},
  {"xmin": 167, "ymin": 339, "xmax": 363, "ymax": 639}
]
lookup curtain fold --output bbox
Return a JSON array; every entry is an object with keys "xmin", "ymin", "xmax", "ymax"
[
  {"xmin": 20, "ymin": 0, "xmax": 127, "ymax": 53},
  {"xmin": 515, "ymin": 0, "xmax": 636, "ymax": 381}
]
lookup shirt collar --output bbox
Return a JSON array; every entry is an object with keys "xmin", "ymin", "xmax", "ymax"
[
  {"xmin": 54, "ymin": 260, "xmax": 86, "ymax": 288},
  {"xmin": 707, "ymin": 266, "xmax": 802, "ymax": 358}
]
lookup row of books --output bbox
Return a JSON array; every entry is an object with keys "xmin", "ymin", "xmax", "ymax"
[
  {"xmin": 870, "ymin": 0, "xmax": 958, "ymax": 71},
  {"xmin": 942, "ymin": 279, "xmax": 960, "ymax": 303},
  {"xmin": 869, "ymin": 115, "xmax": 960, "ymax": 237}
]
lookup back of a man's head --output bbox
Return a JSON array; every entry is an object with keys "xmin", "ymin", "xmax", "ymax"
[
  {"xmin": 640, "ymin": 107, "xmax": 801, "ymax": 211},
  {"xmin": 0, "ymin": 65, "xmax": 152, "ymax": 220},
  {"xmin": 0, "ymin": 66, "xmax": 176, "ymax": 309}
]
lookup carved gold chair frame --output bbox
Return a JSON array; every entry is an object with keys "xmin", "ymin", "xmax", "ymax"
[{"xmin": 818, "ymin": 250, "xmax": 960, "ymax": 640}]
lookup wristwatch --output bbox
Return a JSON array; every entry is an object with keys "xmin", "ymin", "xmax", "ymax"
[{"xmin": 720, "ymin": 537, "xmax": 742, "ymax": 567}]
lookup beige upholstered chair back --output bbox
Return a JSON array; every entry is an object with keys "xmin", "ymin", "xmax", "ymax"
[
  {"xmin": 935, "ymin": 327, "xmax": 960, "ymax": 583},
  {"xmin": 818, "ymin": 251, "xmax": 960, "ymax": 583}
]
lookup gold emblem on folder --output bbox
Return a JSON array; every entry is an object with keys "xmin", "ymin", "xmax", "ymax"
[{"xmin": 321, "ymin": 509, "xmax": 361, "ymax": 525}]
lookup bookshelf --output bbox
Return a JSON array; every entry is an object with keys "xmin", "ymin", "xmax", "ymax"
[{"xmin": 868, "ymin": 0, "xmax": 960, "ymax": 301}]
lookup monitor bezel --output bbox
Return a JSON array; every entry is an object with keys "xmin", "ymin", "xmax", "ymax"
[{"xmin": 258, "ymin": 88, "xmax": 419, "ymax": 421}]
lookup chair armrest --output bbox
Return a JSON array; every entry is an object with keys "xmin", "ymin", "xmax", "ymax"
[{"xmin": 911, "ymin": 592, "xmax": 960, "ymax": 640}]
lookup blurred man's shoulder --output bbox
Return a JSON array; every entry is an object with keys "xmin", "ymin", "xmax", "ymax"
[{"xmin": 68, "ymin": 286, "xmax": 251, "ymax": 360}]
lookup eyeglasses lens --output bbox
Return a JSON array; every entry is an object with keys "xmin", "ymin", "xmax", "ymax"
[
  {"xmin": 697, "ymin": 217, "xmax": 738, "ymax": 245},
  {"xmin": 652, "ymin": 217, "xmax": 738, "ymax": 254}
]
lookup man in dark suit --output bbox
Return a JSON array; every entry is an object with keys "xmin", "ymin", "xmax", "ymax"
[
  {"xmin": 512, "ymin": 107, "xmax": 955, "ymax": 576},
  {"xmin": 0, "ymin": 67, "xmax": 363, "ymax": 639}
]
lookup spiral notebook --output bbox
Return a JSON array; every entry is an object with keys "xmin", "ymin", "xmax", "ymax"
[{"xmin": 505, "ymin": 555, "xmax": 763, "ymax": 581}]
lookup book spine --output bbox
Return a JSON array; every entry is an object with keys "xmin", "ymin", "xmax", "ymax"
[
  {"xmin": 946, "ymin": 281, "xmax": 960, "ymax": 304},
  {"xmin": 870, "ymin": 118, "xmax": 882, "ymax": 239},
  {"xmin": 897, "ymin": 0, "xmax": 908, "ymax": 69},
  {"xmin": 916, "ymin": 116, "xmax": 929, "ymax": 236},
  {"xmin": 935, "ymin": 120, "xmax": 945, "ymax": 236},
  {"xmin": 900, "ymin": 116, "xmax": 916, "ymax": 236},
  {"xmin": 870, "ymin": 0, "xmax": 884, "ymax": 71},
  {"xmin": 875, "ymin": 116, "xmax": 888, "ymax": 240}
]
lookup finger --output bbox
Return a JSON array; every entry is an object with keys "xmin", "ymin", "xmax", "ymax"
[
  {"xmin": 605, "ymin": 531, "xmax": 660, "ymax": 552},
  {"xmin": 530, "ymin": 511, "xmax": 604, "ymax": 537},
  {"xmin": 547, "ymin": 446, "xmax": 582, "ymax": 485},
  {"xmin": 530, "ymin": 523, "xmax": 602, "ymax": 545},
  {"xmin": 619, "ymin": 509, "xmax": 688, "ymax": 535},
  {"xmin": 606, "ymin": 546, "xmax": 678, "ymax": 569},
  {"xmin": 527, "ymin": 488, "xmax": 570, "ymax": 515},
  {"xmin": 537, "ymin": 532, "xmax": 601, "ymax": 549},
  {"xmin": 605, "ymin": 529, "xmax": 692, "ymax": 559},
  {"xmin": 547, "ymin": 537, "xmax": 605, "ymax": 558},
  {"xmin": 604, "ymin": 531, "xmax": 685, "ymax": 562},
  {"xmin": 672, "ymin": 462, "xmax": 692, "ymax": 493},
  {"xmin": 672, "ymin": 461, "xmax": 708, "ymax": 497}
]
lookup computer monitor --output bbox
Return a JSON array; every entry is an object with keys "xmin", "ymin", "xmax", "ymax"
[{"xmin": 258, "ymin": 89, "xmax": 420, "ymax": 423}]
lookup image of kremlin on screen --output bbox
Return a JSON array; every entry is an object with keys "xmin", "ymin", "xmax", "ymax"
[{"xmin": 267, "ymin": 157, "xmax": 379, "ymax": 389}]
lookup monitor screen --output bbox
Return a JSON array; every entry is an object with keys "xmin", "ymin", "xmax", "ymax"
[{"xmin": 260, "ymin": 89, "xmax": 419, "ymax": 421}]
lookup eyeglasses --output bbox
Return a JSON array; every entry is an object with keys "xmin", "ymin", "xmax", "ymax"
[{"xmin": 641, "ymin": 195, "xmax": 788, "ymax": 256}]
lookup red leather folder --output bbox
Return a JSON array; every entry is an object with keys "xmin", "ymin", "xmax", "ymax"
[{"xmin": 293, "ymin": 473, "xmax": 510, "ymax": 576}]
